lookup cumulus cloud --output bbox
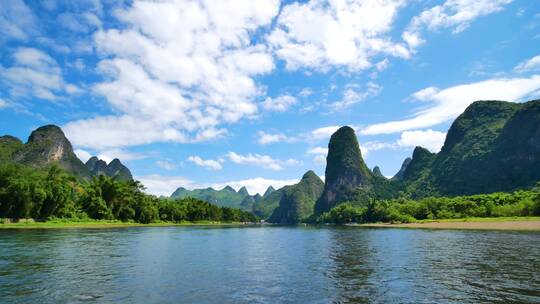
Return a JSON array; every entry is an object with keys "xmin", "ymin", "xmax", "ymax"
[
  {"xmin": 361, "ymin": 75, "xmax": 540, "ymax": 135},
  {"xmin": 1, "ymin": 48, "xmax": 80, "ymax": 101},
  {"xmin": 262, "ymin": 95, "xmax": 298, "ymax": 112},
  {"xmin": 226, "ymin": 152, "xmax": 301, "ymax": 171},
  {"xmin": 397, "ymin": 129, "xmax": 447, "ymax": 152},
  {"xmin": 136, "ymin": 175, "xmax": 300, "ymax": 197},
  {"xmin": 187, "ymin": 156, "xmax": 223, "ymax": 171},
  {"xmin": 269, "ymin": 0, "xmax": 409, "ymax": 71},
  {"xmin": 136, "ymin": 175, "xmax": 197, "ymax": 197},
  {"xmin": 64, "ymin": 0, "xmax": 280, "ymax": 150},
  {"xmin": 74, "ymin": 148, "xmax": 92, "ymax": 163},
  {"xmin": 514, "ymin": 55, "xmax": 540, "ymax": 73},
  {"xmin": 403, "ymin": 0, "xmax": 512, "ymax": 50}
]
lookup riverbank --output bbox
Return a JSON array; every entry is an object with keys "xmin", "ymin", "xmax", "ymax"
[
  {"xmin": 0, "ymin": 219, "xmax": 257, "ymax": 229},
  {"xmin": 360, "ymin": 217, "xmax": 540, "ymax": 231}
]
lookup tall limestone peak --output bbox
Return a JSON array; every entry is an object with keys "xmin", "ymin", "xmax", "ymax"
[
  {"xmin": 402, "ymin": 146, "xmax": 435, "ymax": 182},
  {"xmin": 269, "ymin": 170, "xmax": 324, "ymax": 224},
  {"xmin": 263, "ymin": 186, "xmax": 276, "ymax": 198},
  {"xmin": 222, "ymin": 185, "xmax": 236, "ymax": 192},
  {"xmin": 392, "ymin": 157, "xmax": 411, "ymax": 181},
  {"xmin": 314, "ymin": 126, "xmax": 372, "ymax": 215},
  {"xmin": 107, "ymin": 158, "xmax": 133, "ymax": 181},
  {"xmin": 372, "ymin": 166, "xmax": 384, "ymax": 178},
  {"xmin": 238, "ymin": 186, "xmax": 249, "ymax": 196},
  {"xmin": 13, "ymin": 125, "xmax": 90, "ymax": 178},
  {"xmin": 85, "ymin": 157, "xmax": 133, "ymax": 181}
]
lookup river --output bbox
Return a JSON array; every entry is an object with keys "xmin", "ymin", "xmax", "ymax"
[{"xmin": 0, "ymin": 226, "xmax": 539, "ymax": 303}]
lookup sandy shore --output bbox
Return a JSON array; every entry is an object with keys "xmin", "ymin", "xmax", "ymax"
[{"xmin": 362, "ymin": 220, "xmax": 540, "ymax": 231}]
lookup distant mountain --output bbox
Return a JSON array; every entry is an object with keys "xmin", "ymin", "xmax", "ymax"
[
  {"xmin": 9, "ymin": 125, "xmax": 91, "ymax": 178},
  {"xmin": 391, "ymin": 157, "xmax": 411, "ymax": 181},
  {"xmin": 403, "ymin": 99, "xmax": 540, "ymax": 196},
  {"xmin": 313, "ymin": 126, "xmax": 373, "ymax": 215},
  {"xmin": 0, "ymin": 135, "xmax": 23, "ymax": 163},
  {"xmin": 170, "ymin": 186, "xmax": 250, "ymax": 208},
  {"xmin": 372, "ymin": 166, "xmax": 384, "ymax": 178},
  {"xmin": 85, "ymin": 156, "xmax": 133, "ymax": 181},
  {"xmin": 268, "ymin": 171, "xmax": 324, "ymax": 224},
  {"xmin": 263, "ymin": 186, "xmax": 276, "ymax": 198},
  {"xmin": 0, "ymin": 125, "xmax": 135, "ymax": 182}
]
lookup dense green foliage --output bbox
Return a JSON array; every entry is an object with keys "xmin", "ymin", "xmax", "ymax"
[
  {"xmin": 314, "ymin": 126, "xmax": 373, "ymax": 215},
  {"xmin": 268, "ymin": 171, "xmax": 324, "ymax": 224},
  {"xmin": 403, "ymin": 99, "xmax": 540, "ymax": 196},
  {"xmin": 315, "ymin": 185, "xmax": 540, "ymax": 224},
  {"xmin": 0, "ymin": 164, "xmax": 257, "ymax": 224}
]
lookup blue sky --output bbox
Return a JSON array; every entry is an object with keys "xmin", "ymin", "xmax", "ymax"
[{"xmin": 1, "ymin": 0, "xmax": 540, "ymax": 196}]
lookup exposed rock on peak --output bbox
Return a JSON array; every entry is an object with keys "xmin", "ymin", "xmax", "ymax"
[
  {"xmin": 314, "ymin": 126, "xmax": 372, "ymax": 215},
  {"xmin": 13, "ymin": 125, "xmax": 90, "ymax": 178}
]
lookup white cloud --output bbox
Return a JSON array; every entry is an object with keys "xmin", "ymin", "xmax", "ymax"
[
  {"xmin": 397, "ymin": 129, "xmax": 447, "ymax": 152},
  {"xmin": 307, "ymin": 146, "xmax": 328, "ymax": 165},
  {"xmin": 361, "ymin": 75, "xmax": 540, "ymax": 135},
  {"xmin": 226, "ymin": 152, "xmax": 301, "ymax": 171},
  {"xmin": 64, "ymin": 0, "xmax": 280, "ymax": 150},
  {"xmin": 97, "ymin": 149, "xmax": 146, "ymax": 163},
  {"xmin": 0, "ymin": 0, "xmax": 37, "ymax": 40},
  {"xmin": 329, "ymin": 82, "xmax": 382, "ymax": 110},
  {"xmin": 360, "ymin": 141, "xmax": 396, "ymax": 158},
  {"xmin": 1, "ymin": 48, "xmax": 79, "ymax": 101},
  {"xmin": 187, "ymin": 156, "xmax": 223, "ymax": 171},
  {"xmin": 514, "ymin": 55, "xmax": 540, "ymax": 73},
  {"xmin": 156, "ymin": 160, "xmax": 177, "ymax": 171},
  {"xmin": 257, "ymin": 131, "xmax": 289, "ymax": 145},
  {"xmin": 262, "ymin": 95, "xmax": 298, "ymax": 112},
  {"xmin": 74, "ymin": 148, "xmax": 92, "ymax": 163},
  {"xmin": 137, "ymin": 175, "xmax": 300, "ymax": 197},
  {"xmin": 136, "ymin": 175, "xmax": 197, "ymax": 197},
  {"xmin": 310, "ymin": 126, "xmax": 341, "ymax": 142},
  {"xmin": 403, "ymin": 0, "xmax": 512, "ymax": 50},
  {"xmin": 269, "ymin": 0, "xmax": 409, "ymax": 71}
]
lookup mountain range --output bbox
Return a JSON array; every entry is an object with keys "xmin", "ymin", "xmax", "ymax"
[
  {"xmin": 1, "ymin": 99, "xmax": 539, "ymax": 224},
  {"xmin": 0, "ymin": 125, "xmax": 132, "ymax": 181}
]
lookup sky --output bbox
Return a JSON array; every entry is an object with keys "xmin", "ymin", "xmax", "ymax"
[{"xmin": 1, "ymin": 0, "xmax": 540, "ymax": 196}]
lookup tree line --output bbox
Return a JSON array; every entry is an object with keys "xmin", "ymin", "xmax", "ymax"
[
  {"xmin": 314, "ymin": 185, "xmax": 540, "ymax": 224},
  {"xmin": 0, "ymin": 164, "xmax": 257, "ymax": 224}
]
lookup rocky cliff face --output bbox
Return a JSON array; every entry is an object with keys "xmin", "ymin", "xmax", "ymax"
[
  {"xmin": 314, "ymin": 126, "xmax": 372, "ymax": 215},
  {"xmin": 269, "ymin": 170, "xmax": 324, "ymax": 224},
  {"xmin": 12, "ymin": 125, "xmax": 90, "ymax": 178}
]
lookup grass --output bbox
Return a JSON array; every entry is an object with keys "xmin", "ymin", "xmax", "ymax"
[
  {"xmin": 0, "ymin": 219, "xmax": 255, "ymax": 229},
  {"xmin": 414, "ymin": 216, "xmax": 540, "ymax": 223}
]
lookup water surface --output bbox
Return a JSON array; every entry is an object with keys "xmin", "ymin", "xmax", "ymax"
[{"xmin": 0, "ymin": 226, "xmax": 539, "ymax": 303}]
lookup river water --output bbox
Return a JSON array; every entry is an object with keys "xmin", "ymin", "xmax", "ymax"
[{"xmin": 0, "ymin": 226, "xmax": 538, "ymax": 303}]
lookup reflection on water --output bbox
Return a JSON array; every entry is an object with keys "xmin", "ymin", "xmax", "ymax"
[{"xmin": 0, "ymin": 227, "xmax": 538, "ymax": 303}]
